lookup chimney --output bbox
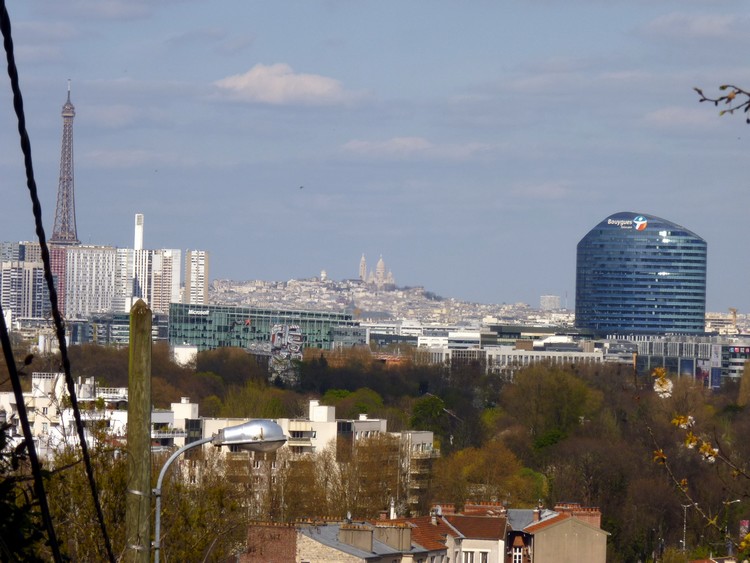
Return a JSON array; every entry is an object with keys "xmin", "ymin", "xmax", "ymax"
[
  {"xmin": 554, "ymin": 503, "xmax": 602, "ymax": 528},
  {"xmin": 134, "ymin": 213, "xmax": 144, "ymax": 250},
  {"xmin": 374, "ymin": 524, "xmax": 411, "ymax": 551},
  {"xmin": 339, "ymin": 525, "xmax": 373, "ymax": 552},
  {"xmin": 532, "ymin": 508, "xmax": 540, "ymax": 523}
]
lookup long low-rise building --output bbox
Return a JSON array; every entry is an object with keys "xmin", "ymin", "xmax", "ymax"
[{"xmin": 168, "ymin": 302, "xmax": 359, "ymax": 352}]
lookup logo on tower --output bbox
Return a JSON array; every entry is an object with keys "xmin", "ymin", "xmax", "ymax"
[{"xmin": 633, "ymin": 216, "xmax": 648, "ymax": 231}]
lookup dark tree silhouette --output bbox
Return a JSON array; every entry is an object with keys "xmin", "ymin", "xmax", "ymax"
[{"xmin": 695, "ymin": 85, "xmax": 750, "ymax": 123}]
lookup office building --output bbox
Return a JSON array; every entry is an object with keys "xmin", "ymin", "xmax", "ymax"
[
  {"xmin": 575, "ymin": 212, "xmax": 707, "ymax": 335},
  {"xmin": 168, "ymin": 303, "xmax": 358, "ymax": 352}
]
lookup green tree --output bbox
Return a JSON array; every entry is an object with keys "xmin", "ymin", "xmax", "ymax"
[
  {"xmin": 45, "ymin": 435, "xmax": 128, "ymax": 560},
  {"xmin": 410, "ymin": 395, "xmax": 450, "ymax": 438},
  {"xmin": 0, "ymin": 424, "xmax": 46, "ymax": 561},
  {"xmin": 219, "ymin": 380, "xmax": 301, "ymax": 418},
  {"xmin": 500, "ymin": 364, "xmax": 602, "ymax": 440},
  {"xmin": 158, "ymin": 447, "xmax": 251, "ymax": 562},
  {"xmin": 323, "ymin": 387, "xmax": 384, "ymax": 419},
  {"xmin": 196, "ymin": 347, "xmax": 265, "ymax": 387}
]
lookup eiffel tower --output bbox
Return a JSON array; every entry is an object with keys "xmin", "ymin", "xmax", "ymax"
[{"xmin": 50, "ymin": 80, "xmax": 80, "ymax": 245}]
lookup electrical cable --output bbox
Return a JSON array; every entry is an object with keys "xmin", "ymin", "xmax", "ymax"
[
  {"xmin": 0, "ymin": 3, "xmax": 116, "ymax": 561},
  {"xmin": 0, "ymin": 304, "xmax": 63, "ymax": 563}
]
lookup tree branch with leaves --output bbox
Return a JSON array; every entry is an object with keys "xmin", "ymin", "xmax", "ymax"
[{"xmin": 695, "ymin": 85, "xmax": 750, "ymax": 123}]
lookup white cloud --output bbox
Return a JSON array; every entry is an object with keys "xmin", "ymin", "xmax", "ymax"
[
  {"xmin": 214, "ymin": 63, "xmax": 355, "ymax": 105},
  {"xmin": 641, "ymin": 106, "xmax": 720, "ymax": 128},
  {"xmin": 644, "ymin": 13, "xmax": 741, "ymax": 39},
  {"xmin": 341, "ymin": 137, "xmax": 495, "ymax": 161}
]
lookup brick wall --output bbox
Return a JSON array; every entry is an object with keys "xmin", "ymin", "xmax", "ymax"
[{"xmin": 238, "ymin": 524, "xmax": 297, "ymax": 563}]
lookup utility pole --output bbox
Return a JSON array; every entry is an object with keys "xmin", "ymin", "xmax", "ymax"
[
  {"xmin": 125, "ymin": 299, "xmax": 152, "ymax": 562},
  {"xmin": 682, "ymin": 503, "xmax": 696, "ymax": 553}
]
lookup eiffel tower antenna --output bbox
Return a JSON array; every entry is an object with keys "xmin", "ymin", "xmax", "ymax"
[{"xmin": 51, "ymin": 79, "xmax": 80, "ymax": 245}]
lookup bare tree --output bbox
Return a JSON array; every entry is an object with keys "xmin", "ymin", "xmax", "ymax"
[{"xmin": 695, "ymin": 85, "xmax": 750, "ymax": 123}]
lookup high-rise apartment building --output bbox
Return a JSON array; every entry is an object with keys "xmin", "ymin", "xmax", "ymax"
[
  {"xmin": 63, "ymin": 245, "xmax": 118, "ymax": 317},
  {"xmin": 112, "ymin": 248, "xmax": 135, "ymax": 313},
  {"xmin": 0, "ymin": 261, "xmax": 49, "ymax": 319},
  {"xmin": 575, "ymin": 212, "xmax": 707, "ymax": 335},
  {"xmin": 540, "ymin": 295, "xmax": 561, "ymax": 311},
  {"xmin": 151, "ymin": 249, "xmax": 182, "ymax": 314},
  {"xmin": 184, "ymin": 250, "xmax": 209, "ymax": 305}
]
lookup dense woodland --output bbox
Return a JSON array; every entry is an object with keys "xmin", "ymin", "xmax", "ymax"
[{"xmin": 1, "ymin": 343, "xmax": 749, "ymax": 562}]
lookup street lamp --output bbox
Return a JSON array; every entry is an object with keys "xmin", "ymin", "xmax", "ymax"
[
  {"xmin": 153, "ymin": 419, "xmax": 287, "ymax": 563},
  {"xmin": 724, "ymin": 499, "xmax": 741, "ymax": 556},
  {"xmin": 682, "ymin": 503, "xmax": 697, "ymax": 553}
]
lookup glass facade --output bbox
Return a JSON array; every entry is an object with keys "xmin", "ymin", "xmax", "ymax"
[
  {"xmin": 168, "ymin": 303, "xmax": 358, "ymax": 351},
  {"xmin": 575, "ymin": 212, "xmax": 706, "ymax": 335}
]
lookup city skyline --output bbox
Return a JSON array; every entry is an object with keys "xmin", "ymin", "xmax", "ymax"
[{"xmin": 1, "ymin": 2, "xmax": 749, "ymax": 311}]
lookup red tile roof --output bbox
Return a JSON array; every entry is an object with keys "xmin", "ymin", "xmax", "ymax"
[
  {"xmin": 444, "ymin": 515, "xmax": 507, "ymax": 540},
  {"xmin": 523, "ymin": 513, "xmax": 572, "ymax": 533},
  {"xmin": 386, "ymin": 516, "xmax": 455, "ymax": 551}
]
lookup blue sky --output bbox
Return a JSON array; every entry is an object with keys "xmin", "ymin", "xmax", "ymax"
[{"xmin": 2, "ymin": 1, "xmax": 749, "ymax": 312}]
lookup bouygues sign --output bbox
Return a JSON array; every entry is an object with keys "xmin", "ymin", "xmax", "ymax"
[{"xmin": 608, "ymin": 215, "xmax": 648, "ymax": 231}]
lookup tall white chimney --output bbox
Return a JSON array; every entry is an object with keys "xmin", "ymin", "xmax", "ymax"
[{"xmin": 134, "ymin": 213, "xmax": 144, "ymax": 250}]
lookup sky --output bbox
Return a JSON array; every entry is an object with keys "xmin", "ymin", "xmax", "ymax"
[{"xmin": 1, "ymin": 1, "xmax": 749, "ymax": 313}]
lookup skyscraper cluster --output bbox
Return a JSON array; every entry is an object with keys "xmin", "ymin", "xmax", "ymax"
[{"xmin": 0, "ymin": 87, "xmax": 209, "ymax": 322}]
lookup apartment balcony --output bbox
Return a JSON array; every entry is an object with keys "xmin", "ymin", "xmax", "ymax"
[
  {"xmin": 409, "ymin": 449, "xmax": 440, "ymax": 460},
  {"xmin": 287, "ymin": 437, "xmax": 313, "ymax": 447},
  {"xmin": 408, "ymin": 479, "xmax": 430, "ymax": 490},
  {"xmin": 151, "ymin": 429, "xmax": 187, "ymax": 439}
]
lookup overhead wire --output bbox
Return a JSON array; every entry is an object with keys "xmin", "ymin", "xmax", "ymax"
[
  {"xmin": 0, "ymin": 2, "xmax": 116, "ymax": 561},
  {"xmin": 0, "ymin": 305, "xmax": 63, "ymax": 562}
]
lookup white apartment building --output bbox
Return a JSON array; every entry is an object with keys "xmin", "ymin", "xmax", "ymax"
[
  {"xmin": 151, "ymin": 248, "xmax": 182, "ymax": 314},
  {"xmin": 424, "ymin": 344, "xmax": 604, "ymax": 377},
  {"xmin": 184, "ymin": 249, "xmax": 209, "ymax": 305},
  {"xmin": 0, "ymin": 260, "xmax": 48, "ymax": 318},
  {"xmin": 64, "ymin": 245, "xmax": 118, "ymax": 317},
  {"xmin": 276, "ymin": 399, "xmax": 337, "ymax": 455}
]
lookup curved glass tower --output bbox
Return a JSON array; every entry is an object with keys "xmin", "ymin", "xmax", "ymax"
[{"xmin": 575, "ymin": 212, "xmax": 707, "ymax": 335}]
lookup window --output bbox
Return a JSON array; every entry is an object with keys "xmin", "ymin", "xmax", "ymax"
[
  {"xmin": 479, "ymin": 553, "xmax": 488, "ymax": 563},
  {"xmin": 463, "ymin": 552, "xmax": 474, "ymax": 563},
  {"xmin": 42, "ymin": 407, "xmax": 48, "ymax": 415},
  {"xmin": 512, "ymin": 547, "xmax": 523, "ymax": 563}
]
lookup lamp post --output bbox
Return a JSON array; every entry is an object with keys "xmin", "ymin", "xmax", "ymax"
[
  {"xmin": 153, "ymin": 419, "xmax": 287, "ymax": 563},
  {"xmin": 682, "ymin": 503, "xmax": 697, "ymax": 552},
  {"xmin": 724, "ymin": 499, "xmax": 741, "ymax": 556}
]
